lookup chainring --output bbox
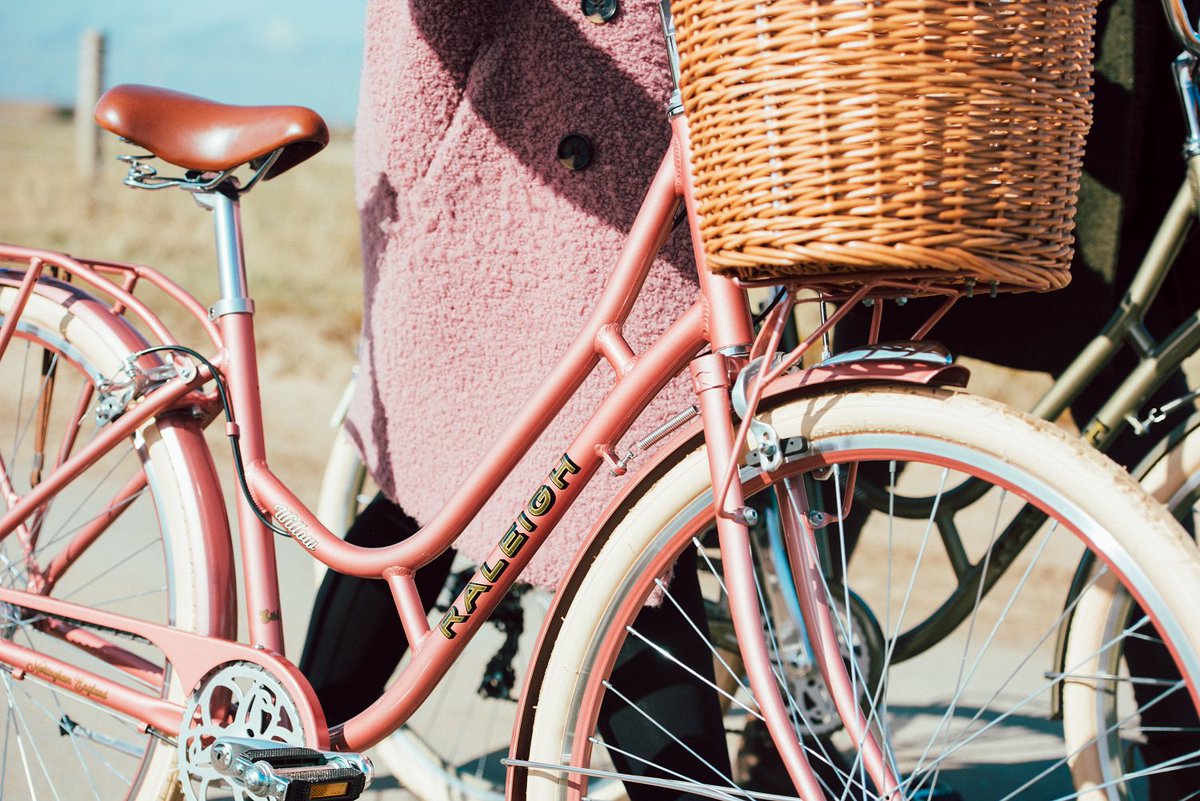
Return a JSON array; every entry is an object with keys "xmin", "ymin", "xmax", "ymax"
[{"xmin": 178, "ymin": 661, "xmax": 307, "ymax": 801}]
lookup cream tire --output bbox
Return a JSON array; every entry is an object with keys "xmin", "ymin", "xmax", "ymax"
[{"xmin": 519, "ymin": 386, "xmax": 1200, "ymax": 801}]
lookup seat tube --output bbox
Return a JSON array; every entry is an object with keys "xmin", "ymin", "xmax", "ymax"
[{"xmin": 197, "ymin": 182, "xmax": 286, "ymax": 652}]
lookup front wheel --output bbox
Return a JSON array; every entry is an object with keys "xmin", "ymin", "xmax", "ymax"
[{"xmin": 516, "ymin": 385, "xmax": 1200, "ymax": 801}]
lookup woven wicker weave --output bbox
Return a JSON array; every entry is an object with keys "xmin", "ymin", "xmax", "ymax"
[{"xmin": 672, "ymin": 0, "xmax": 1097, "ymax": 290}]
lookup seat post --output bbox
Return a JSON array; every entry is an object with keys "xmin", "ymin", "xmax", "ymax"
[{"xmin": 196, "ymin": 181, "xmax": 255, "ymax": 320}]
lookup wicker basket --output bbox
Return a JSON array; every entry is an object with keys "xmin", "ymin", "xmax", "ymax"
[{"xmin": 672, "ymin": 0, "xmax": 1097, "ymax": 291}]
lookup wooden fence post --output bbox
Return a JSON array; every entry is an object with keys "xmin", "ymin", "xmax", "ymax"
[{"xmin": 75, "ymin": 29, "xmax": 105, "ymax": 179}]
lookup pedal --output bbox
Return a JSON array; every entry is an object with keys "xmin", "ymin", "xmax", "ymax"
[{"xmin": 210, "ymin": 737, "xmax": 373, "ymax": 801}]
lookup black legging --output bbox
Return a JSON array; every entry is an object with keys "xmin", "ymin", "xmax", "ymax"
[{"xmin": 299, "ymin": 497, "xmax": 454, "ymax": 724}]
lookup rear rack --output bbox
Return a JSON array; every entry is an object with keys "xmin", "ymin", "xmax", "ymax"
[{"xmin": 0, "ymin": 242, "xmax": 222, "ymax": 354}]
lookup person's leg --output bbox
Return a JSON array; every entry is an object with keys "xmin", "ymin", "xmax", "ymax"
[
  {"xmin": 299, "ymin": 494, "xmax": 455, "ymax": 724},
  {"xmin": 598, "ymin": 543, "xmax": 732, "ymax": 801}
]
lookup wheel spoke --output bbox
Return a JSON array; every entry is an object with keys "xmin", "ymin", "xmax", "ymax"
[
  {"xmin": 512, "ymin": 755, "xmax": 760, "ymax": 801},
  {"xmin": 908, "ymin": 576, "xmax": 1098, "ymax": 779},
  {"xmin": 995, "ymin": 676, "xmax": 1188, "ymax": 801},
  {"xmin": 909, "ymin": 515, "xmax": 1059, "ymax": 780},
  {"xmin": 61, "ymin": 536, "xmax": 161, "ymax": 603},
  {"xmin": 3, "ymin": 671, "xmax": 69, "ymax": 801},
  {"xmin": 31, "ymin": 449, "xmax": 143, "ymax": 560},
  {"xmin": 600, "ymin": 678, "xmax": 742, "ymax": 793},
  {"xmin": 659, "ymin": 570, "xmax": 752, "ymax": 701},
  {"xmin": 518, "ymin": 391, "xmax": 1200, "ymax": 801},
  {"xmin": 8, "ymin": 350, "xmax": 59, "ymax": 483},
  {"xmin": 623, "ymin": 623, "xmax": 756, "ymax": 718},
  {"xmin": 745, "ymin": 567, "xmax": 857, "ymax": 798},
  {"xmin": 694, "ymin": 542, "xmax": 759, "ymax": 702}
]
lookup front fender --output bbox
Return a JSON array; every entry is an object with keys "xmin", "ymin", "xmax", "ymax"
[{"xmin": 506, "ymin": 345, "xmax": 969, "ymax": 795}]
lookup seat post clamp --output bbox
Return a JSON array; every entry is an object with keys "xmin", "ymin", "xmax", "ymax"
[{"xmin": 208, "ymin": 298, "xmax": 256, "ymax": 319}]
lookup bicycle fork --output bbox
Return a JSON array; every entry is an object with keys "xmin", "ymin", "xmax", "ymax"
[{"xmin": 691, "ymin": 353, "xmax": 902, "ymax": 800}]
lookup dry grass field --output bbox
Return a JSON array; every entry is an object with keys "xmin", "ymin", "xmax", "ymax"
[
  {"xmin": 0, "ymin": 105, "xmax": 363, "ymax": 496},
  {"xmin": 0, "ymin": 106, "xmax": 369, "ymax": 675}
]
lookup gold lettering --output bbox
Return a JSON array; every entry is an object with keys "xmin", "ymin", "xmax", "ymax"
[
  {"xmin": 27, "ymin": 662, "xmax": 71, "ymax": 685},
  {"xmin": 24, "ymin": 662, "xmax": 107, "ymax": 699},
  {"xmin": 462, "ymin": 582, "xmax": 491, "ymax": 614},
  {"xmin": 548, "ymin": 453, "xmax": 581, "ymax": 489},
  {"xmin": 438, "ymin": 606, "xmax": 469, "ymax": 639},
  {"xmin": 499, "ymin": 523, "xmax": 528, "ymax": 558},
  {"xmin": 442, "ymin": 454, "xmax": 585, "ymax": 642},
  {"xmin": 74, "ymin": 679, "xmax": 108, "ymax": 700},
  {"xmin": 527, "ymin": 485, "xmax": 555, "ymax": 517}
]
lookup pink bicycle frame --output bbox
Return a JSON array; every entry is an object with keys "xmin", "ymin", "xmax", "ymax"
[{"xmin": 0, "ymin": 114, "xmax": 900, "ymax": 796}]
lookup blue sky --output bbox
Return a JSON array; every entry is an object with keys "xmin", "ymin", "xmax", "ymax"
[{"xmin": 0, "ymin": 2, "xmax": 365, "ymax": 127}]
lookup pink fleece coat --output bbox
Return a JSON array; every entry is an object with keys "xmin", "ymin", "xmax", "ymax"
[{"xmin": 345, "ymin": 0, "xmax": 699, "ymax": 589}]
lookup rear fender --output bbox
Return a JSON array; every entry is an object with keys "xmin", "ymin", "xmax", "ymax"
[
  {"xmin": 1, "ymin": 268, "xmax": 156, "ymax": 363},
  {"xmin": 0, "ymin": 269, "xmax": 237, "ymax": 640}
]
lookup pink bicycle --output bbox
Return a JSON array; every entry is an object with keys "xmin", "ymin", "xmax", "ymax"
[{"xmin": 3, "ymin": 3, "xmax": 1200, "ymax": 800}]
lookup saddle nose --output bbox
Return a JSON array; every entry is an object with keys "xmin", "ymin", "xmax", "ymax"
[{"xmin": 94, "ymin": 84, "xmax": 330, "ymax": 180}]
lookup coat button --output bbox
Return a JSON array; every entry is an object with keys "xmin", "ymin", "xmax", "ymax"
[
  {"xmin": 557, "ymin": 134, "xmax": 594, "ymax": 171},
  {"xmin": 581, "ymin": 0, "xmax": 618, "ymax": 24}
]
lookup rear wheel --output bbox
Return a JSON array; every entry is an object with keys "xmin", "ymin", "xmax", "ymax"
[
  {"xmin": 518, "ymin": 386, "xmax": 1200, "ymax": 801},
  {"xmin": 0, "ymin": 275, "xmax": 223, "ymax": 800}
]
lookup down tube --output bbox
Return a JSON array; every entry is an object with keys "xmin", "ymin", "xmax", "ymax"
[
  {"xmin": 333, "ymin": 301, "xmax": 709, "ymax": 752},
  {"xmin": 248, "ymin": 149, "xmax": 685, "ymax": 580}
]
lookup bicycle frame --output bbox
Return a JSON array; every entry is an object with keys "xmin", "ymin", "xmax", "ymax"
[
  {"xmin": 9, "ymin": 81, "xmax": 1198, "ymax": 798},
  {"xmin": 1031, "ymin": 164, "xmax": 1200, "ymax": 449},
  {"xmin": 1, "ymin": 6, "xmax": 1199, "ymax": 800},
  {"xmin": 0, "ymin": 110, "xmax": 923, "ymax": 796}
]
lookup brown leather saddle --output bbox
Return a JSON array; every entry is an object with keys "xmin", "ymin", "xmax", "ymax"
[{"xmin": 94, "ymin": 84, "xmax": 330, "ymax": 180}]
